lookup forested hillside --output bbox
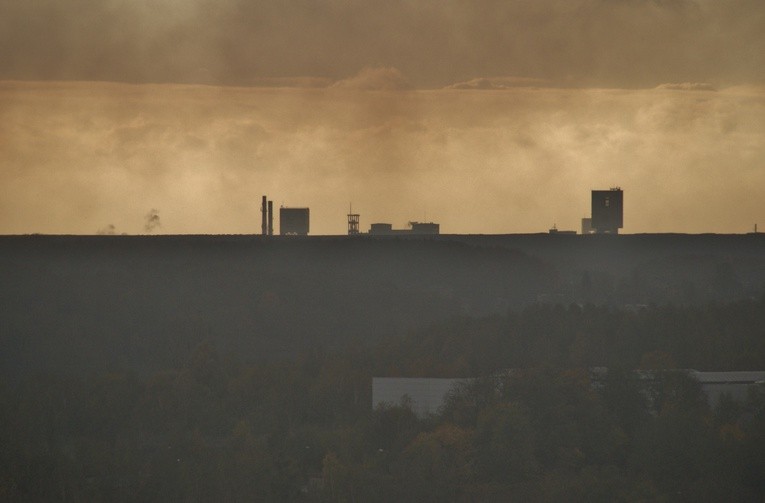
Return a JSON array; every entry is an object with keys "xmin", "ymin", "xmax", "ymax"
[
  {"xmin": 1, "ymin": 235, "xmax": 554, "ymax": 378},
  {"xmin": 1, "ymin": 299, "xmax": 765, "ymax": 501},
  {"xmin": 1, "ymin": 234, "xmax": 764, "ymax": 500}
]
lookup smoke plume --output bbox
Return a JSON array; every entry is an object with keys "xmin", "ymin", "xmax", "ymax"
[{"xmin": 144, "ymin": 210, "xmax": 161, "ymax": 234}]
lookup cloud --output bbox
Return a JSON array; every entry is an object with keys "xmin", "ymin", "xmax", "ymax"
[
  {"xmin": 655, "ymin": 82, "xmax": 717, "ymax": 91},
  {"xmin": 248, "ymin": 77, "xmax": 333, "ymax": 89},
  {"xmin": 445, "ymin": 77, "xmax": 552, "ymax": 90},
  {"xmin": 331, "ymin": 67, "xmax": 412, "ymax": 91}
]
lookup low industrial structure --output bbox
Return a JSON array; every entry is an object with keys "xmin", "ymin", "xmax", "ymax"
[
  {"xmin": 373, "ymin": 369, "xmax": 765, "ymax": 418},
  {"xmin": 581, "ymin": 217, "xmax": 593, "ymax": 235},
  {"xmin": 548, "ymin": 224, "xmax": 576, "ymax": 235},
  {"xmin": 368, "ymin": 221, "xmax": 440, "ymax": 235},
  {"xmin": 372, "ymin": 377, "xmax": 463, "ymax": 418},
  {"xmin": 684, "ymin": 370, "xmax": 765, "ymax": 408}
]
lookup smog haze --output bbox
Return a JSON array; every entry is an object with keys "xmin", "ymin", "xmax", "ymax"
[{"xmin": 1, "ymin": 0, "xmax": 764, "ymax": 234}]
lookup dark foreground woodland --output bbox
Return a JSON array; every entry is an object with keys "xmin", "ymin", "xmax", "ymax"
[{"xmin": 1, "ymin": 234, "xmax": 764, "ymax": 501}]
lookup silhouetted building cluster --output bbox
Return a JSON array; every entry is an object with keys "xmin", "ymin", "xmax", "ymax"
[
  {"xmin": 346, "ymin": 209, "xmax": 441, "ymax": 236},
  {"xmin": 584, "ymin": 188, "xmax": 623, "ymax": 234},
  {"xmin": 261, "ymin": 195, "xmax": 310, "ymax": 236},
  {"xmin": 549, "ymin": 188, "xmax": 624, "ymax": 235},
  {"xmin": 264, "ymin": 187, "xmax": 625, "ymax": 236}
]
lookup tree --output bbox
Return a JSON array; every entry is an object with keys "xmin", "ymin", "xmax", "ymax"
[
  {"xmin": 474, "ymin": 402, "xmax": 538, "ymax": 483},
  {"xmin": 394, "ymin": 424, "xmax": 474, "ymax": 502},
  {"xmin": 597, "ymin": 367, "xmax": 649, "ymax": 436}
]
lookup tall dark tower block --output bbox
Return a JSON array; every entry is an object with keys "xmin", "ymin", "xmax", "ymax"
[
  {"xmin": 261, "ymin": 196, "xmax": 268, "ymax": 236},
  {"xmin": 267, "ymin": 201, "xmax": 274, "ymax": 236},
  {"xmin": 591, "ymin": 188, "xmax": 623, "ymax": 234},
  {"xmin": 280, "ymin": 207, "xmax": 310, "ymax": 235}
]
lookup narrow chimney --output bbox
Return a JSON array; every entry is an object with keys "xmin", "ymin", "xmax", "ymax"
[
  {"xmin": 261, "ymin": 196, "xmax": 268, "ymax": 236},
  {"xmin": 268, "ymin": 200, "xmax": 274, "ymax": 236}
]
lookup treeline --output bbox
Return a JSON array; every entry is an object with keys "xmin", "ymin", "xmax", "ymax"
[
  {"xmin": 379, "ymin": 296, "xmax": 765, "ymax": 376},
  {"xmin": 2, "ymin": 298, "xmax": 765, "ymax": 501}
]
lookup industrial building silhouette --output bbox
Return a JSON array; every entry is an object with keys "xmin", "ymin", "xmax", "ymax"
[
  {"xmin": 280, "ymin": 207, "xmax": 310, "ymax": 235},
  {"xmin": 260, "ymin": 195, "xmax": 310, "ymax": 236},
  {"xmin": 346, "ymin": 204, "xmax": 440, "ymax": 235},
  {"xmin": 591, "ymin": 188, "xmax": 624, "ymax": 234},
  {"xmin": 262, "ymin": 188, "xmax": 623, "ymax": 236},
  {"xmin": 367, "ymin": 222, "xmax": 440, "ymax": 235},
  {"xmin": 581, "ymin": 188, "xmax": 623, "ymax": 234}
]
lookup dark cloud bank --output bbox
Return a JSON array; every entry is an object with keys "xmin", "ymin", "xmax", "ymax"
[{"xmin": 1, "ymin": 0, "xmax": 763, "ymax": 88}]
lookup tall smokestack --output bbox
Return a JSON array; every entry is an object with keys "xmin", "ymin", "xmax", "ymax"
[
  {"xmin": 268, "ymin": 201, "xmax": 274, "ymax": 236},
  {"xmin": 261, "ymin": 196, "xmax": 268, "ymax": 236}
]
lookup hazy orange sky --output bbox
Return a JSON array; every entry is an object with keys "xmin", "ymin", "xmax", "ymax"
[{"xmin": 1, "ymin": 0, "xmax": 763, "ymax": 234}]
